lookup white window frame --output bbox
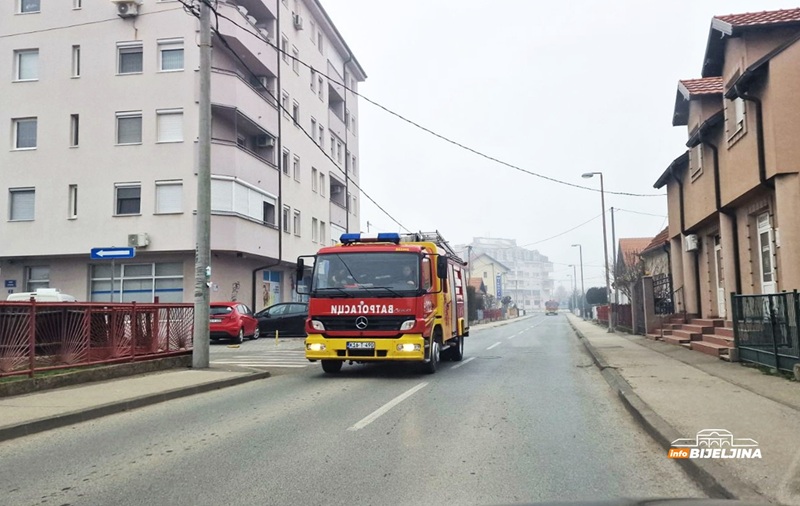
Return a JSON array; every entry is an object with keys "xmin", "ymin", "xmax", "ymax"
[
  {"xmin": 116, "ymin": 111, "xmax": 143, "ymax": 145},
  {"xmin": 351, "ymin": 155, "xmax": 357, "ymax": 176},
  {"xmin": 115, "ymin": 183, "xmax": 142, "ymax": 216},
  {"xmin": 292, "ymin": 100, "xmax": 300, "ymax": 125},
  {"xmin": 210, "ymin": 176, "xmax": 277, "ymax": 223},
  {"xmin": 156, "ymin": 108, "xmax": 183, "ymax": 143},
  {"xmin": 155, "ymin": 180, "xmax": 183, "ymax": 214},
  {"xmin": 282, "ymin": 149, "xmax": 290, "ymax": 175},
  {"xmin": 282, "ymin": 205, "xmax": 290, "ymax": 233},
  {"xmin": 281, "ymin": 91, "xmax": 290, "ymax": 119},
  {"xmin": 291, "ymin": 46, "xmax": 299, "ymax": 74},
  {"xmin": 117, "ymin": 42, "xmax": 143, "ymax": 75},
  {"xmin": 310, "ymin": 117, "xmax": 316, "ymax": 139},
  {"xmin": 158, "ymin": 38, "xmax": 184, "ymax": 72},
  {"xmin": 320, "ymin": 221, "xmax": 326, "ymax": 244},
  {"xmin": 13, "ymin": 117, "xmax": 37, "ymax": 150},
  {"xmin": 734, "ymin": 97, "xmax": 745, "ymax": 127},
  {"xmin": 73, "ymin": 0, "xmax": 82, "ymax": 9},
  {"xmin": 310, "ymin": 69, "xmax": 315, "ymax": 91},
  {"xmin": 690, "ymin": 144, "xmax": 703, "ymax": 180},
  {"xmin": 312, "ymin": 217, "xmax": 319, "ymax": 243},
  {"xmin": 293, "ymin": 210, "xmax": 301, "ymax": 236},
  {"xmin": 320, "ymin": 173, "xmax": 326, "ymax": 197},
  {"xmin": 14, "ymin": 49, "xmax": 38, "ymax": 81},
  {"xmin": 70, "ymin": 114, "xmax": 80, "ymax": 147},
  {"xmin": 18, "ymin": 0, "xmax": 40, "ymax": 14},
  {"xmin": 293, "ymin": 155, "xmax": 300, "ymax": 181},
  {"xmin": 318, "ymin": 125, "xmax": 324, "ymax": 146},
  {"xmin": 9, "ymin": 187, "xmax": 35, "ymax": 221},
  {"xmin": 281, "ymin": 35, "xmax": 289, "ymax": 62},
  {"xmin": 318, "ymin": 76, "xmax": 324, "ymax": 100},
  {"xmin": 68, "ymin": 184, "xmax": 78, "ymax": 219},
  {"xmin": 72, "ymin": 45, "xmax": 81, "ymax": 78},
  {"xmin": 311, "ymin": 167, "xmax": 318, "ymax": 192}
]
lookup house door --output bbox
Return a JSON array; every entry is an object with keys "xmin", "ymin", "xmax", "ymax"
[
  {"xmin": 757, "ymin": 212, "xmax": 776, "ymax": 295},
  {"xmin": 714, "ymin": 235, "xmax": 726, "ymax": 318}
]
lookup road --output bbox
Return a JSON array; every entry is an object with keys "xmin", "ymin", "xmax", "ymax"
[{"xmin": 2, "ymin": 314, "xmax": 704, "ymax": 506}]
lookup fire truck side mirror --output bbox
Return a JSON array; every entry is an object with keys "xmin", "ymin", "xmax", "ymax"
[{"xmin": 436, "ymin": 256, "xmax": 448, "ymax": 280}]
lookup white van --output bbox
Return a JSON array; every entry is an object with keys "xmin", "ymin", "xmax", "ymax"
[{"xmin": 6, "ymin": 288, "xmax": 78, "ymax": 302}]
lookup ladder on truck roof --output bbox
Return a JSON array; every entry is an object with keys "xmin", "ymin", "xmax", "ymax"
[{"xmin": 402, "ymin": 231, "xmax": 464, "ymax": 264}]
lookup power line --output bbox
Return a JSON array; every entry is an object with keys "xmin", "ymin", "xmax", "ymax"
[
  {"xmin": 198, "ymin": 5, "xmax": 665, "ymax": 199},
  {"xmin": 615, "ymin": 208, "xmax": 667, "ymax": 218},
  {"xmin": 178, "ymin": 0, "xmax": 410, "ymax": 232}
]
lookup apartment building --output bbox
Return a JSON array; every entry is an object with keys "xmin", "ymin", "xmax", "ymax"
[
  {"xmin": 655, "ymin": 8, "xmax": 800, "ymax": 319},
  {"xmin": 0, "ymin": 0, "xmax": 365, "ymax": 311},
  {"xmin": 457, "ymin": 238, "xmax": 554, "ymax": 309}
]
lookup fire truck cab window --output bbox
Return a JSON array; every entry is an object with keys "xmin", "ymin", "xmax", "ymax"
[
  {"xmin": 421, "ymin": 257, "xmax": 432, "ymax": 290},
  {"xmin": 313, "ymin": 253, "xmax": 420, "ymax": 293}
]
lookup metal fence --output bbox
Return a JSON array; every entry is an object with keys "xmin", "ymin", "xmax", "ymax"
[
  {"xmin": 731, "ymin": 291, "xmax": 800, "ymax": 373},
  {"xmin": 653, "ymin": 273, "xmax": 674, "ymax": 315},
  {"xmin": 0, "ymin": 302, "xmax": 194, "ymax": 377}
]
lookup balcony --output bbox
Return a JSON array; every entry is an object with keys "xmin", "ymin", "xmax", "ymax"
[
  {"xmin": 211, "ymin": 69, "xmax": 278, "ymax": 134},
  {"xmin": 328, "ymin": 108, "xmax": 346, "ymax": 142},
  {"xmin": 329, "ymin": 200, "xmax": 347, "ymax": 229},
  {"xmin": 217, "ymin": 2, "xmax": 278, "ymax": 77},
  {"xmin": 211, "ymin": 140, "xmax": 279, "ymax": 196},
  {"xmin": 210, "ymin": 214, "xmax": 279, "ymax": 258}
]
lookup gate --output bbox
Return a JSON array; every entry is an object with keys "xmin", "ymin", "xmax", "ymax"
[
  {"xmin": 731, "ymin": 291, "xmax": 800, "ymax": 373},
  {"xmin": 653, "ymin": 273, "xmax": 674, "ymax": 315}
]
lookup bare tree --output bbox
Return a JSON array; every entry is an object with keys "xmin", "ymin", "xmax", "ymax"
[{"xmin": 614, "ymin": 255, "xmax": 646, "ymax": 301}]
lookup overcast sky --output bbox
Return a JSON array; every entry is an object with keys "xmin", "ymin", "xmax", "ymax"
[{"xmin": 322, "ymin": 0, "xmax": 799, "ymax": 290}]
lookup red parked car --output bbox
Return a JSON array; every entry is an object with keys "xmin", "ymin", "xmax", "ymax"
[{"xmin": 209, "ymin": 302, "xmax": 259, "ymax": 344}]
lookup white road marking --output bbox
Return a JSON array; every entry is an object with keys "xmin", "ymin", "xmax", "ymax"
[
  {"xmin": 486, "ymin": 342, "xmax": 501, "ymax": 350},
  {"xmin": 451, "ymin": 356, "xmax": 475, "ymax": 370},
  {"xmin": 507, "ymin": 335, "xmax": 514, "ymax": 340},
  {"xmin": 347, "ymin": 382, "xmax": 428, "ymax": 431}
]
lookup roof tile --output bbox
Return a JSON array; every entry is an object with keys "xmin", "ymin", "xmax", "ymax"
[
  {"xmin": 679, "ymin": 77, "xmax": 723, "ymax": 97},
  {"xmin": 716, "ymin": 8, "xmax": 800, "ymax": 28},
  {"xmin": 640, "ymin": 228, "xmax": 670, "ymax": 256}
]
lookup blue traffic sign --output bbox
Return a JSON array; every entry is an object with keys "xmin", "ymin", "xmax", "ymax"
[{"xmin": 90, "ymin": 247, "xmax": 136, "ymax": 260}]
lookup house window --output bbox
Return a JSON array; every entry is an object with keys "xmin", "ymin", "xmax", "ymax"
[
  {"xmin": 310, "ymin": 117, "xmax": 316, "ymax": 139},
  {"xmin": 156, "ymin": 109, "xmax": 183, "ymax": 142},
  {"xmin": 312, "ymin": 217, "xmax": 319, "ymax": 242},
  {"xmin": 116, "ymin": 112, "xmax": 142, "ymax": 144},
  {"xmin": 318, "ymin": 125, "xmax": 324, "ymax": 146},
  {"xmin": 318, "ymin": 76, "xmax": 324, "ymax": 100},
  {"xmin": 351, "ymin": 115, "xmax": 356, "ymax": 134},
  {"xmin": 734, "ymin": 97, "xmax": 745, "ymax": 127},
  {"xmin": 68, "ymin": 184, "xmax": 78, "ymax": 219},
  {"xmin": 115, "ymin": 184, "xmax": 141, "ymax": 215},
  {"xmin": 71, "ymin": 45, "xmax": 81, "ymax": 77},
  {"xmin": 336, "ymin": 141, "xmax": 342, "ymax": 163},
  {"xmin": 345, "ymin": 109, "xmax": 350, "ymax": 130},
  {"xmin": 330, "ymin": 136, "xmax": 335, "ymax": 157},
  {"xmin": 19, "ymin": 0, "xmax": 40, "ymax": 13},
  {"xmin": 70, "ymin": 114, "xmax": 79, "ymax": 147},
  {"xmin": 309, "ymin": 20, "xmax": 316, "ymax": 41},
  {"xmin": 118, "ymin": 42, "xmax": 143, "ymax": 74},
  {"xmin": 291, "ymin": 46, "xmax": 299, "ymax": 73},
  {"xmin": 155, "ymin": 180, "xmax": 182, "ymax": 214},
  {"xmin": 15, "ymin": 49, "xmax": 38, "ymax": 81},
  {"xmin": 281, "ymin": 91, "xmax": 289, "ymax": 118},
  {"xmin": 293, "ymin": 155, "xmax": 300, "ymax": 181},
  {"xmin": 351, "ymin": 194, "xmax": 357, "ymax": 215},
  {"xmin": 73, "ymin": 0, "xmax": 82, "ymax": 8},
  {"xmin": 210, "ymin": 176, "xmax": 276, "ymax": 222},
  {"xmin": 317, "ymin": 31, "xmax": 323, "ymax": 52},
  {"xmin": 13, "ymin": 117, "xmax": 37, "ymax": 149},
  {"xmin": 690, "ymin": 144, "xmax": 703, "ymax": 180},
  {"xmin": 263, "ymin": 202, "xmax": 275, "ymax": 226},
  {"xmin": 282, "ymin": 149, "xmax": 290, "ymax": 175},
  {"xmin": 281, "ymin": 35, "xmax": 288, "ymax": 62},
  {"xmin": 292, "ymin": 101, "xmax": 300, "ymax": 125},
  {"xmin": 25, "ymin": 266, "xmax": 49, "ymax": 291},
  {"xmin": 351, "ymin": 156, "xmax": 357, "ymax": 176},
  {"xmin": 282, "ymin": 205, "xmax": 290, "ymax": 232},
  {"xmin": 320, "ymin": 221, "xmax": 326, "ymax": 244},
  {"xmin": 158, "ymin": 39, "xmax": 184, "ymax": 71},
  {"xmin": 311, "ymin": 167, "xmax": 318, "ymax": 192},
  {"xmin": 319, "ymin": 173, "xmax": 325, "ymax": 197},
  {"xmin": 9, "ymin": 188, "xmax": 35, "ymax": 221},
  {"xmin": 90, "ymin": 263, "xmax": 184, "ymax": 303},
  {"xmin": 293, "ymin": 210, "xmax": 301, "ymax": 236}
]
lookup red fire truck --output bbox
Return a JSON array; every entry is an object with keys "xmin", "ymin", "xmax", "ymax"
[{"xmin": 295, "ymin": 232, "xmax": 468, "ymax": 374}]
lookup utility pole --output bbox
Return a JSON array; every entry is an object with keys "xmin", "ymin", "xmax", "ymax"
[
  {"xmin": 193, "ymin": 1, "xmax": 212, "ymax": 369},
  {"xmin": 611, "ymin": 206, "xmax": 618, "ymax": 329}
]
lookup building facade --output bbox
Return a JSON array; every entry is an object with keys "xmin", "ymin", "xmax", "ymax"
[
  {"xmin": 457, "ymin": 237, "xmax": 554, "ymax": 309},
  {"xmin": 655, "ymin": 9, "xmax": 800, "ymax": 319},
  {"xmin": 0, "ymin": 0, "xmax": 365, "ymax": 311}
]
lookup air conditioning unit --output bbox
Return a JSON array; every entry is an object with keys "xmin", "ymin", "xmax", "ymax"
[
  {"xmin": 237, "ymin": 5, "xmax": 248, "ymax": 17},
  {"xmin": 246, "ymin": 15, "xmax": 258, "ymax": 26},
  {"xmin": 293, "ymin": 14, "xmax": 304, "ymax": 30},
  {"xmin": 258, "ymin": 28, "xmax": 271, "ymax": 41},
  {"xmin": 256, "ymin": 135, "xmax": 275, "ymax": 148},
  {"xmin": 112, "ymin": 0, "xmax": 141, "ymax": 18},
  {"xmin": 684, "ymin": 234, "xmax": 699, "ymax": 252},
  {"xmin": 128, "ymin": 233, "xmax": 150, "ymax": 248}
]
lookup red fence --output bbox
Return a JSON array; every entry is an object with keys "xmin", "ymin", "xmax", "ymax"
[
  {"xmin": 596, "ymin": 304, "xmax": 632, "ymax": 328},
  {"xmin": 0, "ymin": 302, "xmax": 194, "ymax": 377}
]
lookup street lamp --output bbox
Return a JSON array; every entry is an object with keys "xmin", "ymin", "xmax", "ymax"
[
  {"xmin": 581, "ymin": 171, "xmax": 614, "ymax": 333},
  {"xmin": 569, "ymin": 264, "xmax": 577, "ymax": 313},
  {"xmin": 571, "ymin": 244, "xmax": 586, "ymax": 320}
]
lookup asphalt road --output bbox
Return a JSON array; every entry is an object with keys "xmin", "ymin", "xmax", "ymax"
[{"xmin": 2, "ymin": 314, "xmax": 705, "ymax": 506}]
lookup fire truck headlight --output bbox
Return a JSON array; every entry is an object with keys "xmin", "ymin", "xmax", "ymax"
[
  {"xmin": 399, "ymin": 320, "xmax": 415, "ymax": 331},
  {"xmin": 396, "ymin": 343, "xmax": 420, "ymax": 352},
  {"xmin": 310, "ymin": 320, "xmax": 325, "ymax": 331},
  {"xmin": 307, "ymin": 343, "xmax": 326, "ymax": 352}
]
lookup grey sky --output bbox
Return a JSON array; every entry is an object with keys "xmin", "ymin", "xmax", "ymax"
[{"xmin": 323, "ymin": 0, "xmax": 799, "ymax": 289}]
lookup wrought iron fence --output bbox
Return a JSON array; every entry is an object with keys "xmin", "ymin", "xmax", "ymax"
[
  {"xmin": 0, "ymin": 302, "xmax": 194, "ymax": 377},
  {"xmin": 731, "ymin": 291, "xmax": 800, "ymax": 373},
  {"xmin": 653, "ymin": 273, "xmax": 674, "ymax": 315}
]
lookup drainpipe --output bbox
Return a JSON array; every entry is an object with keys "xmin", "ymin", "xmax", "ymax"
[
  {"xmin": 702, "ymin": 132, "xmax": 742, "ymax": 294},
  {"xmin": 735, "ymin": 86, "xmax": 773, "ymax": 189},
  {"xmin": 252, "ymin": 6, "xmax": 284, "ymax": 310},
  {"xmin": 673, "ymin": 167, "xmax": 702, "ymax": 315}
]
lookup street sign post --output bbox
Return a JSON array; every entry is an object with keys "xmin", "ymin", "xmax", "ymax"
[{"xmin": 90, "ymin": 247, "xmax": 136, "ymax": 302}]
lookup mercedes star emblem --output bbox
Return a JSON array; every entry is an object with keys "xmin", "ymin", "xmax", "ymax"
[{"xmin": 355, "ymin": 316, "xmax": 369, "ymax": 330}]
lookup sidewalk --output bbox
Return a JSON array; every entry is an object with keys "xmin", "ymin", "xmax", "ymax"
[
  {"xmin": 567, "ymin": 314, "xmax": 800, "ymax": 505},
  {"xmin": 0, "ymin": 367, "xmax": 268, "ymax": 443}
]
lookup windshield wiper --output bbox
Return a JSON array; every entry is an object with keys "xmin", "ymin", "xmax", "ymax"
[
  {"xmin": 361, "ymin": 286, "xmax": 408, "ymax": 297},
  {"xmin": 314, "ymin": 287, "xmax": 352, "ymax": 298}
]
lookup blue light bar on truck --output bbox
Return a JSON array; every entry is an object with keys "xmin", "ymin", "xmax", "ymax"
[{"xmin": 339, "ymin": 233, "xmax": 401, "ymax": 244}]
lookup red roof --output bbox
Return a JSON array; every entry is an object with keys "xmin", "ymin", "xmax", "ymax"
[
  {"xmin": 715, "ymin": 8, "xmax": 800, "ymax": 28},
  {"xmin": 640, "ymin": 228, "xmax": 670, "ymax": 256},
  {"xmin": 679, "ymin": 77, "xmax": 723, "ymax": 97},
  {"xmin": 617, "ymin": 238, "xmax": 653, "ymax": 267}
]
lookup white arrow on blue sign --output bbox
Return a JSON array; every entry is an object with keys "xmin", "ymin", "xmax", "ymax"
[{"xmin": 90, "ymin": 247, "xmax": 136, "ymax": 260}]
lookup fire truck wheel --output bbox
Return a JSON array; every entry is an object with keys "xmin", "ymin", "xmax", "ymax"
[
  {"xmin": 422, "ymin": 337, "xmax": 440, "ymax": 374},
  {"xmin": 449, "ymin": 336, "xmax": 464, "ymax": 362},
  {"xmin": 321, "ymin": 360, "xmax": 343, "ymax": 374}
]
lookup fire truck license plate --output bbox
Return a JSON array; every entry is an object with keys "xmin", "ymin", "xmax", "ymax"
[{"xmin": 347, "ymin": 341, "xmax": 375, "ymax": 350}]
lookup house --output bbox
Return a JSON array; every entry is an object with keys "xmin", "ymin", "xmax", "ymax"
[
  {"xmin": 613, "ymin": 237, "xmax": 651, "ymax": 304},
  {"xmin": 653, "ymin": 8, "xmax": 800, "ymax": 358},
  {"xmin": 466, "ymin": 253, "xmax": 511, "ymax": 306}
]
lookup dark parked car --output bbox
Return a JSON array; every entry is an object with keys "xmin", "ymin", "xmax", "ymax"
[{"xmin": 255, "ymin": 302, "xmax": 308, "ymax": 337}]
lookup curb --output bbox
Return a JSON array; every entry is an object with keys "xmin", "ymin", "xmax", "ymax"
[
  {"xmin": 0, "ymin": 371, "xmax": 270, "ymax": 443},
  {"xmin": 566, "ymin": 317, "xmax": 766, "ymax": 502}
]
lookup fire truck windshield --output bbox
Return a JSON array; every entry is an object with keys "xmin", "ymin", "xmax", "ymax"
[{"xmin": 312, "ymin": 252, "xmax": 423, "ymax": 297}]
